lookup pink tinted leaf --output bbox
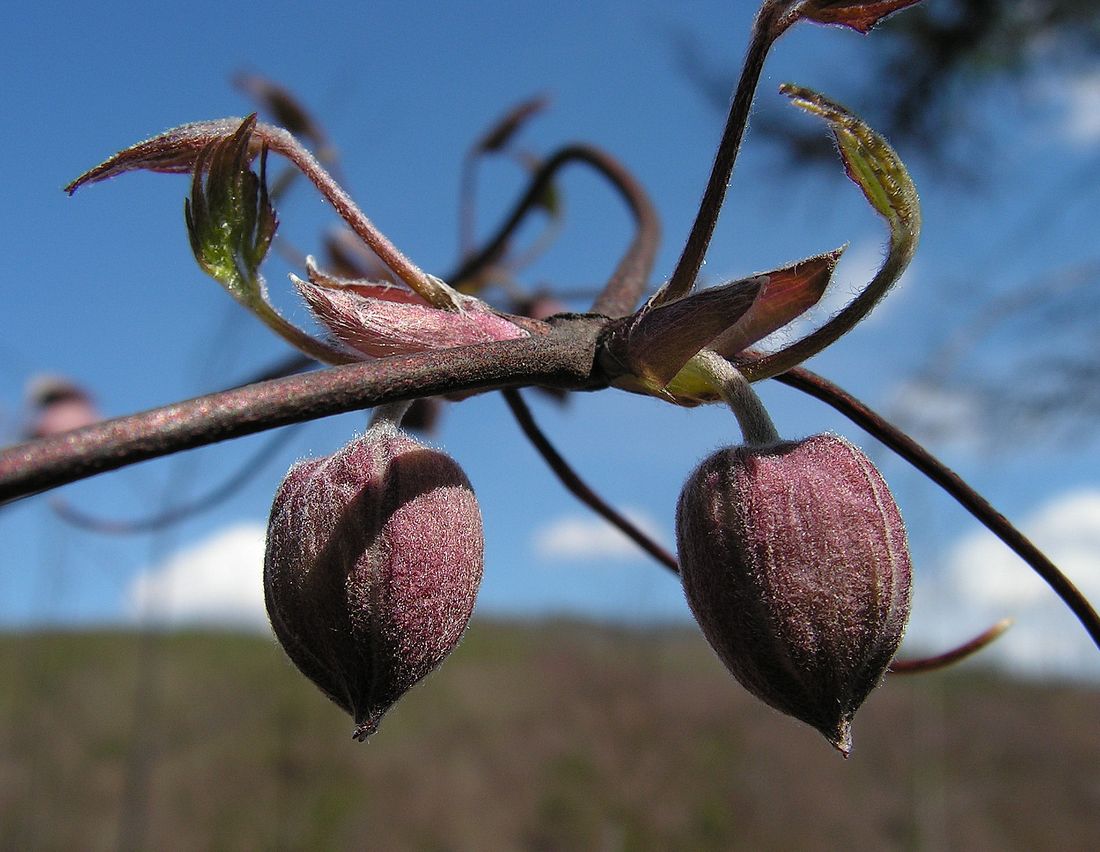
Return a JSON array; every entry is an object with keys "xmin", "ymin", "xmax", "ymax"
[
  {"xmin": 710, "ymin": 248, "xmax": 844, "ymax": 357},
  {"xmin": 292, "ymin": 275, "xmax": 527, "ymax": 359},
  {"xmin": 797, "ymin": 0, "xmax": 924, "ymax": 33},
  {"xmin": 304, "ymin": 257, "xmax": 427, "ymax": 306},
  {"xmin": 66, "ymin": 118, "xmax": 259, "ymax": 194}
]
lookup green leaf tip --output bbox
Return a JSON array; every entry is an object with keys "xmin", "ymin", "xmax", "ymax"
[
  {"xmin": 780, "ymin": 84, "xmax": 919, "ymax": 239},
  {"xmin": 184, "ymin": 114, "xmax": 279, "ymax": 304},
  {"xmin": 731, "ymin": 84, "xmax": 920, "ymax": 382}
]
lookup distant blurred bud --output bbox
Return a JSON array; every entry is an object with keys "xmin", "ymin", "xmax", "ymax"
[
  {"xmin": 513, "ymin": 291, "xmax": 568, "ymax": 322},
  {"xmin": 24, "ymin": 375, "xmax": 100, "ymax": 439},
  {"xmin": 676, "ymin": 433, "xmax": 911, "ymax": 754},
  {"xmin": 264, "ymin": 421, "xmax": 483, "ymax": 741}
]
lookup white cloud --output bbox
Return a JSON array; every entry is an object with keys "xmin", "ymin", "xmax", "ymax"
[
  {"xmin": 126, "ymin": 523, "xmax": 270, "ymax": 631},
  {"xmin": 532, "ymin": 509, "xmax": 668, "ymax": 562},
  {"xmin": 1057, "ymin": 70, "xmax": 1100, "ymax": 146},
  {"xmin": 907, "ymin": 490, "xmax": 1100, "ymax": 681},
  {"xmin": 886, "ymin": 378, "xmax": 988, "ymax": 450}
]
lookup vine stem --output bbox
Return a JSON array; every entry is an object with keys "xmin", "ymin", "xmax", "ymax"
[
  {"xmin": 0, "ymin": 322, "xmax": 606, "ymax": 505},
  {"xmin": 692, "ymin": 350, "xmax": 780, "ymax": 446},
  {"xmin": 449, "ymin": 144, "xmax": 660, "ymax": 319},
  {"xmin": 502, "ymin": 388, "xmax": 679, "ymax": 573},
  {"xmin": 657, "ymin": 3, "xmax": 792, "ymax": 304},
  {"xmin": 776, "ymin": 365, "xmax": 1100, "ymax": 650},
  {"xmin": 890, "ymin": 619, "xmax": 1014, "ymax": 674},
  {"xmin": 253, "ymin": 123, "xmax": 464, "ymax": 311}
]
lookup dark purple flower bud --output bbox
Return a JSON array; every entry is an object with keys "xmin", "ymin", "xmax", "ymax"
[
  {"xmin": 264, "ymin": 421, "xmax": 483, "ymax": 741},
  {"xmin": 676, "ymin": 434, "xmax": 911, "ymax": 755}
]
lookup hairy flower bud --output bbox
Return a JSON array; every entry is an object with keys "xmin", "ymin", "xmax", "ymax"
[
  {"xmin": 676, "ymin": 434, "xmax": 911, "ymax": 754},
  {"xmin": 264, "ymin": 421, "xmax": 483, "ymax": 741}
]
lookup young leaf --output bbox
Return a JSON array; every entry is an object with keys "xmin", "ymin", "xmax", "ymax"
[
  {"xmin": 184, "ymin": 115, "xmax": 278, "ymax": 305},
  {"xmin": 710, "ymin": 248, "xmax": 844, "ymax": 357},
  {"xmin": 782, "ymin": 85, "xmax": 918, "ymax": 230},
  {"xmin": 740, "ymin": 85, "xmax": 920, "ymax": 381},
  {"xmin": 796, "ymin": 0, "xmax": 924, "ymax": 33},
  {"xmin": 65, "ymin": 118, "xmax": 257, "ymax": 194}
]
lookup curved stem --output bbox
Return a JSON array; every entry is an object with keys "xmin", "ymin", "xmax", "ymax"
[
  {"xmin": 657, "ymin": 4, "xmax": 792, "ymax": 304},
  {"xmin": 741, "ymin": 228, "xmax": 916, "ymax": 382},
  {"xmin": 502, "ymin": 388, "xmax": 679, "ymax": 573},
  {"xmin": 448, "ymin": 144, "xmax": 660, "ymax": 319},
  {"xmin": 889, "ymin": 619, "xmax": 1013, "ymax": 675},
  {"xmin": 693, "ymin": 350, "xmax": 779, "ymax": 446},
  {"xmin": 50, "ymin": 424, "xmax": 303, "ymax": 535},
  {"xmin": 253, "ymin": 123, "xmax": 464, "ymax": 311},
  {"xmin": 250, "ymin": 296, "xmax": 358, "ymax": 366},
  {"xmin": 0, "ymin": 321, "xmax": 606, "ymax": 505},
  {"xmin": 775, "ymin": 365, "xmax": 1100, "ymax": 650},
  {"xmin": 368, "ymin": 400, "xmax": 413, "ymax": 430}
]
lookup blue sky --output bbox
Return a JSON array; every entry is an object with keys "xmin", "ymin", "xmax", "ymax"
[{"xmin": 3, "ymin": 1, "xmax": 1100, "ymax": 680}]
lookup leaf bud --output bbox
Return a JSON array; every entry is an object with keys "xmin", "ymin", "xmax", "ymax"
[
  {"xmin": 264, "ymin": 420, "xmax": 483, "ymax": 741},
  {"xmin": 676, "ymin": 433, "xmax": 911, "ymax": 754}
]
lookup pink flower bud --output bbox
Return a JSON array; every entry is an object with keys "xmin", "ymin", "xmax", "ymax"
[
  {"xmin": 264, "ymin": 422, "xmax": 483, "ymax": 741},
  {"xmin": 293, "ymin": 273, "xmax": 527, "ymax": 359},
  {"xmin": 676, "ymin": 434, "xmax": 911, "ymax": 755}
]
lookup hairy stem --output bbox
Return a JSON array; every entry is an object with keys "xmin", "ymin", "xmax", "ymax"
[
  {"xmin": 741, "ymin": 216, "xmax": 917, "ymax": 382},
  {"xmin": 889, "ymin": 619, "xmax": 1014, "ymax": 674},
  {"xmin": 253, "ymin": 123, "xmax": 463, "ymax": 311},
  {"xmin": 693, "ymin": 350, "xmax": 780, "ymax": 446},
  {"xmin": 657, "ymin": 3, "xmax": 792, "ymax": 304},
  {"xmin": 0, "ymin": 320, "xmax": 606, "ymax": 505}
]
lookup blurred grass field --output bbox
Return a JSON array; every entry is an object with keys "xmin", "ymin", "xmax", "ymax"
[{"xmin": 1, "ymin": 619, "xmax": 1097, "ymax": 850}]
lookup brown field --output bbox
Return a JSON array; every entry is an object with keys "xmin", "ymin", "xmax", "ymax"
[{"xmin": 0, "ymin": 619, "xmax": 1097, "ymax": 850}]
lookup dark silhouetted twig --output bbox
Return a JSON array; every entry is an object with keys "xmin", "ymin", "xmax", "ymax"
[{"xmin": 502, "ymin": 387, "xmax": 679, "ymax": 573}]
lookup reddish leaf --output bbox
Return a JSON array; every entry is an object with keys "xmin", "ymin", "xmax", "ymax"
[
  {"xmin": 66, "ymin": 118, "xmax": 258, "ymax": 195},
  {"xmin": 618, "ymin": 276, "xmax": 764, "ymax": 390},
  {"xmin": 292, "ymin": 274, "xmax": 527, "ymax": 359},
  {"xmin": 710, "ymin": 248, "xmax": 843, "ymax": 357},
  {"xmin": 798, "ymin": 0, "xmax": 924, "ymax": 33}
]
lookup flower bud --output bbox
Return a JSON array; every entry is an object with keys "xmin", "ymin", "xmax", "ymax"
[
  {"xmin": 676, "ymin": 434, "xmax": 911, "ymax": 755},
  {"xmin": 264, "ymin": 421, "xmax": 483, "ymax": 741}
]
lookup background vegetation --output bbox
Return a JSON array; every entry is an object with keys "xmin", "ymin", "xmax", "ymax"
[{"xmin": 2, "ymin": 621, "xmax": 1097, "ymax": 850}]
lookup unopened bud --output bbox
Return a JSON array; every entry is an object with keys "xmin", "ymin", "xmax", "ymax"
[
  {"xmin": 264, "ymin": 421, "xmax": 483, "ymax": 741},
  {"xmin": 676, "ymin": 433, "xmax": 911, "ymax": 754}
]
